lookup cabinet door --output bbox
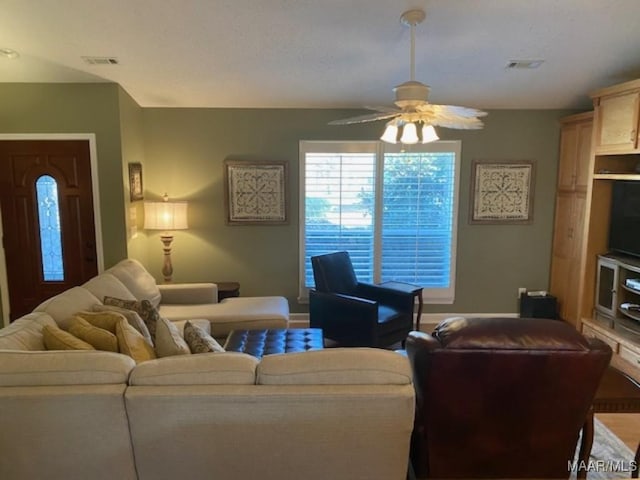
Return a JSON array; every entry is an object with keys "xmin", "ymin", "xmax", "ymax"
[
  {"xmin": 595, "ymin": 258, "xmax": 618, "ymax": 317},
  {"xmin": 551, "ymin": 193, "xmax": 575, "ymax": 259},
  {"xmin": 595, "ymin": 90, "xmax": 640, "ymax": 154},
  {"xmin": 557, "ymin": 124, "xmax": 578, "ymax": 190},
  {"xmin": 574, "ymin": 121, "xmax": 593, "ymax": 189},
  {"xmin": 550, "ymin": 193, "xmax": 585, "ymax": 323}
]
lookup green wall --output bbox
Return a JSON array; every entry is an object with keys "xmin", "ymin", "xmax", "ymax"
[
  {"xmin": 0, "ymin": 82, "xmax": 581, "ymax": 316},
  {"xmin": 140, "ymin": 107, "xmax": 578, "ymax": 313},
  {"xmin": 0, "ymin": 83, "xmax": 128, "ymax": 267}
]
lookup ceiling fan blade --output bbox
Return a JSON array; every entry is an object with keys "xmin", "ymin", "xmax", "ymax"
[
  {"xmin": 328, "ymin": 111, "xmax": 400, "ymax": 125},
  {"xmin": 363, "ymin": 105, "xmax": 403, "ymax": 114},
  {"xmin": 416, "ymin": 104, "xmax": 487, "ymax": 129}
]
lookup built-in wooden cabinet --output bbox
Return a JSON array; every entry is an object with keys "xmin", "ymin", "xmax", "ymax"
[
  {"xmin": 550, "ymin": 112, "xmax": 592, "ymax": 325},
  {"xmin": 593, "ymin": 82, "xmax": 640, "ymax": 155},
  {"xmin": 577, "ymin": 78, "xmax": 640, "ymax": 382}
]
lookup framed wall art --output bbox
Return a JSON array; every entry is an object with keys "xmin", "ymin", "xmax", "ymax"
[
  {"xmin": 469, "ymin": 160, "xmax": 535, "ymax": 224},
  {"xmin": 224, "ymin": 160, "xmax": 288, "ymax": 225},
  {"xmin": 128, "ymin": 162, "xmax": 144, "ymax": 201}
]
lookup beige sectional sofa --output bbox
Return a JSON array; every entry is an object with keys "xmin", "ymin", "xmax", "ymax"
[{"xmin": 0, "ymin": 259, "xmax": 415, "ymax": 480}]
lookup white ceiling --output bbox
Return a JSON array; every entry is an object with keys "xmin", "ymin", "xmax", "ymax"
[{"xmin": 1, "ymin": 0, "xmax": 640, "ymax": 110}]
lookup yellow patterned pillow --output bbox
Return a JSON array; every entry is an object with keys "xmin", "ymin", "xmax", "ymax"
[
  {"xmin": 43, "ymin": 325, "xmax": 95, "ymax": 351},
  {"xmin": 68, "ymin": 315, "xmax": 118, "ymax": 352}
]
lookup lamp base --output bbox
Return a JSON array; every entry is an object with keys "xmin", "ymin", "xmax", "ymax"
[{"xmin": 160, "ymin": 234, "xmax": 174, "ymax": 282}]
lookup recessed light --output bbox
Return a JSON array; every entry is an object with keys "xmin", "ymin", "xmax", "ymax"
[
  {"xmin": 506, "ymin": 60, "xmax": 544, "ymax": 69},
  {"xmin": 82, "ymin": 56, "xmax": 119, "ymax": 65},
  {"xmin": 0, "ymin": 48, "xmax": 19, "ymax": 59}
]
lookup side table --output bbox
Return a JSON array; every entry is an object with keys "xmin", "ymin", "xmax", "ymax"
[
  {"xmin": 379, "ymin": 281, "xmax": 424, "ymax": 331},
  {"xmin": 215, "ymin": 281, "xmax": 240, "ymax": 302}
]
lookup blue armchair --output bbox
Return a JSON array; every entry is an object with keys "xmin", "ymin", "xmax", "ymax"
[{"xmin": 309, "ymin": 251, "xmax": 415, "ymax": 347}]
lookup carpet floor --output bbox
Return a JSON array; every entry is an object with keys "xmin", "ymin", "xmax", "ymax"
[{"xmin": 571, "ymin": 417, "xmax": 636, "ymax": 479}]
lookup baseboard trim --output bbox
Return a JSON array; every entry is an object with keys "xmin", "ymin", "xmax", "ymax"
[{"xmin": 289, "ymin": 312, "xmax": 518, "ymax": 332}]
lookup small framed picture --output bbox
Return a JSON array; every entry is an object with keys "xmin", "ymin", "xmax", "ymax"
[
  {"xmin": 224, "ymin": 160, "xmax": 288, "ymax": 225},
  {"xmin": 128, "ymin": 162, "xmax": 144, "ymax": 202},
  {"xmin": 470, "ymin": 160, "xmax": 535, "ymax": 224}
]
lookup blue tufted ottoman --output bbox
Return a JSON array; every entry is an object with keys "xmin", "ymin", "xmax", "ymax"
[{"xmin": 223, "ymin": 328, "xmax": 324, "ymax": 358}]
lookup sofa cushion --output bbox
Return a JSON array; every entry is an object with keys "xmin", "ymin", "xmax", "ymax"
[
  {"xmin": 103, "ymin": 297, "xmax": 160, "ymax": 341},
  {"xmin": 129, "ymin": 352, "xmax": 258, "ymax": 385},
  {"xmin": 34, "ymin": 287, "xmax": 101, "ymax": 329},
  {"xmin": 42, "ymin": 325, "xmax": 95, "ymax": 351},
  {"xmin": 0, "ymin": 350, "xmax": 135, "ymax": 386},
  {"xmin": 158, "ymin": 283, "xmax": 218, "ymax": 305},
  {"xmin": 256, "ymin": 348, "xmax": 412, "ymax": 385},
  {"xmin": 82, "ymin": 273, "xmax": 137, "ymax": 304},
  {"xmin": 159, "ymin": 296, "xmax": 289, "ymax": 337},
  {"xmin": 106, "ymin": 259, "xmax": 162, "ymax": 308},
  {"xmin": 183, "ymin": 321, "xmax": 224, "ymax": 354},
  {"xmin": 0, "ymin": 312, "xmax": 56, "ymax": 351},
  {"xmin": 154, "ymin": 317, "xmax": 190, "ymax": 357},
  {"xmin": 68, "ymin": 315, "xmax": 119, "ymax": 352},
  {"xmin": 91, "ymin": 304, "xmax": 153, "ymax": 345}
]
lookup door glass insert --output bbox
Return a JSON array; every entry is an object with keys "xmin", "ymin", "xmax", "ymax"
[{"xmin": 36, "ymin": 175, "xmax": 64, "ymax": 281}]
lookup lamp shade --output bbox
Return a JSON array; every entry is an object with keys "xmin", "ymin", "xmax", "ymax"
[
  {"xmin": 380, "ymin": 124, "xmax": 399, "ymax": 144},
  {"xmin": 144, "ymin": 201, "xmax": 188, "ymax": 231},
  {"xmin": 421, "ymin": 124, "xmax": 440, "ymax": 143},
  {"xmin": 400, "ymin": 123, "xmax": 419, "ymax": 144}
]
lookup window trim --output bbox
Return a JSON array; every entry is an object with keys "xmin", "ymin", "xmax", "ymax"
[{"xmin": 299, "ymin": 140, "xmax": 461, "ymax": 304}]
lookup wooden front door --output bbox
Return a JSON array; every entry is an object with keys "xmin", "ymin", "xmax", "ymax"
[{"xmin": 0, "ymin": 140, "xmax": 98, "ymax": 321}]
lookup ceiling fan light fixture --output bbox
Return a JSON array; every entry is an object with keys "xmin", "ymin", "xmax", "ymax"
[
  {"xmin": 421, "ymin": 124, "xmax": 439, "ymax": 143},
  {"xmin": 328, "ymin": 8, "xmax": 487, "ymax": 138},
  {"xmin": 400, "ymin": 123, "xmax": 419, "ymax": 144},
  {"xmin": 380, "ymin": 123, "xmax": 399, "ymax": 143}
]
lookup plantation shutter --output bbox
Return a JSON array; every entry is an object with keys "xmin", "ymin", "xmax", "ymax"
[
  {"xmin": 380, "ymin": 151, "xmax": 456, "ymax": 287},
  {"xmin": 303, "ymin": 149, "xmax": 377, "ymax": 287}
]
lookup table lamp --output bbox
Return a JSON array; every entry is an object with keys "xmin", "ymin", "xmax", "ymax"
[{"xmin": 144, "ymin": 194, "xmax": 188, "ymax": 282}]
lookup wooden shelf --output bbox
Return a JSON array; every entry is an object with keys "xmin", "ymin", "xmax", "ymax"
[
  {"xmin": 619, "ymin": 307, "xmax": 640, "ymax": 322},
  {"xmin": 593, "ymin": 173, "xmax": 640, "ymax": 180}
]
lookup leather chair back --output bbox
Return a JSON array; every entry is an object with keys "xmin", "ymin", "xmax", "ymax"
[
  {"xmin": 406, "ymin": 316, "xmax": 612, "ymax": 479},
  {"xmin": 311, "ymin": 251, "xmax": 358, "ymax": 294}
]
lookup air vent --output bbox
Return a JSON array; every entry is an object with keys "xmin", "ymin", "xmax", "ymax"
[
  {"xmin": 82, "ymin": 56, "xmax": 119, "ymax": 65},
  {"xmin": 506, "ymin": 60, "xmax": 544, "ymax": 69}
]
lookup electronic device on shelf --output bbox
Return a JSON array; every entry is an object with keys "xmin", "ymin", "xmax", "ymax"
[
  {"xmin": 626, "ymin": 278, "xmax": 640, "ymax": 291},
  {"xmin": 620, "ymin": 302, "xmax": 640, "ymax": 311}
]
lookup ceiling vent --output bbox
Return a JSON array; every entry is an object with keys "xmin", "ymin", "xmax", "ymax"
[
  {"xmin": 506, "ymin": 60, "xmax": 544, "ymax": 70},
  {"xmin": 82, "ymin": 56, "xmax": 119, "ymax": 65}
]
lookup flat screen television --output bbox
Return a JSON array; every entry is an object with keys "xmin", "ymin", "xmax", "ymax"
[{"xmin": 609, "ymin": 180, "xmax": 640, "ymax": 258}]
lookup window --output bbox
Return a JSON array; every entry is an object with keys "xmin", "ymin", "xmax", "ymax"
[
  {"xmin": 299, "ymin": 140, "xmax": 461, "ymax": 303},
  {"xmin": 36, "ymin": 175, "xmax": 64, "ymax": 281}
]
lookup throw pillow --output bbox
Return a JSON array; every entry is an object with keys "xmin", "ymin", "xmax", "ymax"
[
  {"xmin": 103, "ymin": 296, "xmax": 160, "ymax": 341},
  {"xmin": 115, "ymin": 319, "xmax": 157, "ymax": 364},
  {"xmin": 42, "ymin": 325, "xmax": 95, "ymax": 351},
  {"xmin": 68, "ymin": 315, "xmax": 118, "ymax": 352},
  {"xmin": 73, "ymin": 310, "xmax": 155, "ymax": 363},
  {"xmin": 74, "ymin": 310, "xmax": 126, "ymax": 334},
  {"xmin": 183, "ymin": 321, "xmax": 225, "ymax": 354},
  {"xmin": 154, "ymin": 316, "xmax": 191, "ymax": 357},
  {"xmin": 91, "ymin": 304, "xmax": 153, "ymax": 346}
]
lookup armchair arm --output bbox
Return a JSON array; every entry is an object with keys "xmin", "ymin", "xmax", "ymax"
[
  {"xmin": 158, "ymin": 283, "xmax": 218, "ymax": 305},
  {"xmin": 309, "ymin": 290, "xmax": 378, "ymax": 347},
  {"xmin": 356, "ymin": 282, "xmax": 415, "ymax": 312}
]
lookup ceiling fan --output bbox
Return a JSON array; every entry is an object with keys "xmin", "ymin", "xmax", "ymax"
[{"xmin": 329, "ymin": 8, "xmax": 487, "ymax": 145}]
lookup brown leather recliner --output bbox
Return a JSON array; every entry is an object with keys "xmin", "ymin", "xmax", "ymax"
[{"xmin": 405, "ymin": 316, "xmax": 612, "ymax": 479}]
